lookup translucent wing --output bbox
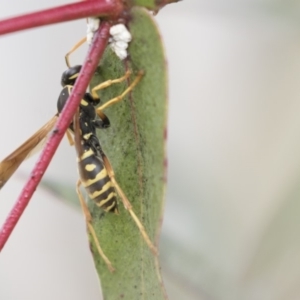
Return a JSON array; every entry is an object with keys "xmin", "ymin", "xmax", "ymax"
[{"xmin": 0, "ymin": 116, "xmax": 58, "ymax": 189}]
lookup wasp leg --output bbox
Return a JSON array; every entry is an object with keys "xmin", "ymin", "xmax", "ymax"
[
  {"xmin": 76, "ymin": 179, "xmax": 115, "ymax": 272},
  {"xmin": 91, "ymin": 70, "xmax": 131, "ymax": 99},
  {"xmin": 101, "ymin": 154, "xmax": 158, "ymax": 256},
  {"xmin": 66, "ymin": 129, "xmax": 75, "ymax": 146},
  {"xmin": 65, "ymin": 37, "xmax": 87, "ymax": 67},
  {"xmin": 95, "ymin": 71, "xmax": 144, "ymax": 114}
]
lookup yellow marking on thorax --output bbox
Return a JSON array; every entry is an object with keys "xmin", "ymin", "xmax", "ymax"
[
  {"xmin": 88, "ymin": 180, "xmax": 113, "ymax": 198},
  {"xmin": 77, "ymin": 149, "xmax": 94, "ymax": 162},
  {"xmin": 83, "ymin": 133, "xmax": 92, "ymax": 140},
  {"xmin": 80, "ymin": 99, "xmax": 88, "ymax": 106},
  {"xmin": 81, "ymin": 168, "xmax": 107, "ymax": 187},
  {"xmin": 85, "ymin": 164, "xmax": 96, "ymax": 172}
]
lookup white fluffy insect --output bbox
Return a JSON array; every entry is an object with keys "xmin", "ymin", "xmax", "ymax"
[{"xmin": 86, "ymin": 18, "xmax": 132, "ymax": 60}]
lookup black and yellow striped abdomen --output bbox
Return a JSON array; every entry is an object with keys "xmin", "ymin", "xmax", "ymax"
[{"xmin": 77, "ymin": 147, "xmax": 118, "ymax": 214}]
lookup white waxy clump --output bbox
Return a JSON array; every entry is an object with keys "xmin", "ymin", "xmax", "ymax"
[
  {"xmin": 86, "ymin": 19, "xmax": 132, "ymax": 60},
  {"xmin": 110, "ymin": 24, "xmax": 132, "ymax": 43},
  {"xmin": 109, "ymin": 24, "xmax": 132, "ymax": 60},
  {"xmin": 86, "ymin": 18, "xmax": 100, "ymax": 44}
]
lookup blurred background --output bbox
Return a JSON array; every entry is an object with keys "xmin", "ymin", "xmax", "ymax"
[{"xmin": 1, "ymin": 0, "xmax": 300, "ymax": 299}]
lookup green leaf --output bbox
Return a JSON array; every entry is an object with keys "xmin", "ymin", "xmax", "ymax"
[{"xmin": 88, "ymin": 8, "xmax": 168, "ymax": 299}]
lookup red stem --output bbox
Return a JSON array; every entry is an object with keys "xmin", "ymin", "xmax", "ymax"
[
  {"xmin": 0, "ymin": 0, "xmax": 120, "ymax": 35},
  {"xmin": 0, "ymin": 21, "xmax": 111, "ymax": 251}
]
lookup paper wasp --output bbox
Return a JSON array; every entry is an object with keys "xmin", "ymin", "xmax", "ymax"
[{"xmin": 0, "ymin": 46, "xmax": 157, "ymax": 271}]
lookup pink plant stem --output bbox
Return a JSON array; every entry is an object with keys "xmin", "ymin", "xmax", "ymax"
[
  {"xmin": 0, "ymin": 21, "xmax": 111, "ymax": 251},
  {"xmin": 0, "ymin": 0, "xmax": 120, "ymax": 35}
]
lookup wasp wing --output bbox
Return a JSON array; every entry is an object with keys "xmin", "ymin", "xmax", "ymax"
[{"xmin": 0, "ymin": 115, "xmax": 58, "ymax": 189}]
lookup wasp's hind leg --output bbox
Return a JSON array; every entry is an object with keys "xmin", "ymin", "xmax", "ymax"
[
  {"xmin": 91, "ymin": 70, "xmax": 131, "ymax": 100},
  {"xmin": 101, "ymin": 154, "xmax": 158, "ymax": 256},
  {"xmin": 76, "ymin": 179, "xmax": 115, "ymax": 272},
  {"xmin": 65, "ymin": 129, "xmax": 75, "ymax": 146},
  {"xmin": 95, "ymin": 70, "xmax": 144, "ymax": 114}
]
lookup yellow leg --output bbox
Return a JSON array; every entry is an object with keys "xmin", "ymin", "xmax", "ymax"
[
  {"xmin": 65, "ymin": 129, "xmax": 74, "ymax": 146},
  {"xmin": 91, "ymin": 70, "xmax": 132, "ymax": 99},
  {"xmin": 76, "ymin": 180, "xmax": 115, "ymax": 272},
  {"xmin": 96, "ymin": 71, "xmax": 144, "ymax": 114},
  {"xmin": 65, "ymin": 37, "xmax": 87, "ymax": 68},
  {"xmin": 102, "ymin": 154, "xmax": 158, "ymax": 256}
]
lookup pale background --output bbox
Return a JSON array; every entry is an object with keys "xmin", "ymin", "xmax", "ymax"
[{"xmin": 1, "ymin": 1, "xmax": 300, "ymax": 299}]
